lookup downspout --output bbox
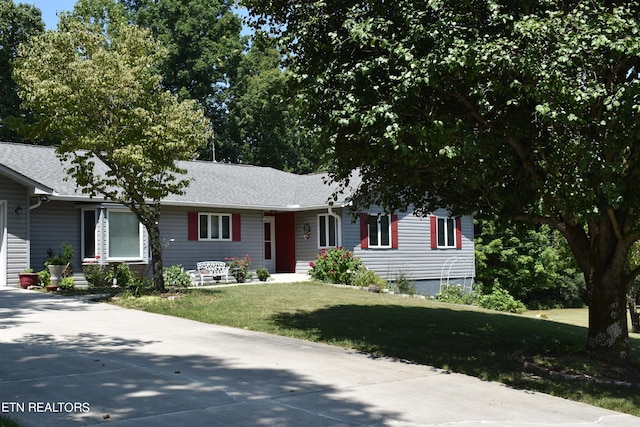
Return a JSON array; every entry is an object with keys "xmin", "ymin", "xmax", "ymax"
[
  {"xmin": 29, "ymin": 199, "xmax": 42, "ymax": 211},
  {"xmin": 29, "ymin": 195, "xmax": 49, "ymax": 211}
]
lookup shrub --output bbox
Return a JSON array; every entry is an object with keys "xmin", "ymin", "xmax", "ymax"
[
  {"xmin": 309, "ymin": 247, "xmax": 363, "ymax": 286},
  {"xmin": 436, "ymin": 284, "xmax": 476, "ymax": 305},
  {"xmin": 38, "ymin": 269, "xmax": 50, "ymax": 286},
  {"xmin": 478, "ymin": 285, "xmax": 527, "ymax": 314},
  {"xmin": 112, "ymin": 264, "xmax": 145, "ymax": 287},
  {"xmin": 82, "ymin": 263, "xmax": 112, "ymax": 287},
  {"xmin": 256, "ymin": 268, "xmax": 270, "ymax": 281},
  {"xmin": 163, "ymin": 265, "xmax": 193, "ymax": 289},
  {"xmin": 59, "ymin": 277, "xmax": 75, "ymax": 290},
  {"xmin": 226, "ymin": 254, "xmax": 252, "ymax": 283},
  {"xmin": 392, "ymin": 271, "xmax": 415, "ymax": 295},
  {"xmin": 352, "ymin": 268, "xmax": 387, "ymax": 288}
]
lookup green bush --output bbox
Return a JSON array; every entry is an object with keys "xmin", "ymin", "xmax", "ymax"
[
  {"xmin": 163, "ymin": 265, "xmax": 193, "ymax": 288},
  {"xmin": 38, "ymin": 269, "xmax": 50, "ymax": 286},
  {"xmin": 112, "ymin": 264, "xmax": 146, "ymax": 288},
  {"xmin": 82, "ymin": 264, "xmax": 112, "ymax": 287},
  {"xmin": 256, "ymin": 268, "xmax": 270, "ymax": 281},
  {"xmin": 59, "ymin": 277, "xmax": 75, "ymax": 290},
  {"xmin": 392, "ymin": 271, "xmax": 415, "ymax": 295},
  {"xmin": 309, "ymin": 247, "xmax": 363, "ymax": 286},
  {"xmin": 352, "ymin": 268, "xmax": 387, "ymax": 288},
  {"xmin": 478, "ymin": 285, "xmax": 527, "ymax": 314},
  {"xmin": 436, "ymin": 284, "xmax": 476, "ymax": 305}
]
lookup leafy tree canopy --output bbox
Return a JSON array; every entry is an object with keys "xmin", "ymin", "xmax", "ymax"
[
  {"xmin": 220, "ymin": 33, "xmax": 321, "ymax": 172},
  {"xmin": 122, "ymin": 0, "xmax": 243, "ymax": 160},
  {"xmin": 121, "ymin": 0, "xmax": 318, "ymax": 171},
  {"xmin": 13, "ymin": 11, "xmax": 212, "ymax": 290},
  {"xmin": 0, "ymin": 0, "xmax": 44, "ymax": 142},
  {"xmin": 244, "ymin": 0, "xmax": 640, "ymax": 360}
]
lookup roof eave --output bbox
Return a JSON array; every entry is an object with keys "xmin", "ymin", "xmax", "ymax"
[{"xmin": 0, "ymin": 164, "xmax": 57, "ymax": 196}]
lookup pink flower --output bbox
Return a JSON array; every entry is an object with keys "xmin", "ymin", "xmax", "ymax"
[{"xmin": 309, "ymin": 261, "xmax": 315, "ymax": 268}]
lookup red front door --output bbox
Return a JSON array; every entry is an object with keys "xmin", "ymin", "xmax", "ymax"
[{"xmin": 274, "ymin": 212, "xmax": 296, "ymax": 273}]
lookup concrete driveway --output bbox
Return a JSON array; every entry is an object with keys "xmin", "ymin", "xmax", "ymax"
[{"xmin": 1, "ymin": 287, "xmax": 639, "ymax": 426}]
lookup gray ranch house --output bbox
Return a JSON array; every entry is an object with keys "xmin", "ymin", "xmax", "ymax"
[{"xmin": 0, "ymin": 142, "xmax": 475, "ymax": 294}]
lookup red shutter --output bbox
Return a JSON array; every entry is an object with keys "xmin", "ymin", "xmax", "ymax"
[
  {"xmin": 391, "ymin": 214, "xmax": 399, "ymax": 249},
  {"xmin": 188, "ymin": 212, "xmax": 199, "ymax": 241},
  {"xmin": 232, "ymin": 213, "xmax": 241, "ymax": 241},
  {"xmin": 430, "ymin": 215, "xmax": 437, "ymax": 249},
  {"xmin": 456, "ymin": 217, "xmax": 462, "ymax": 249},
  {"xmin": 360, "ymin": 213, "xmax": 369, "ymax": 249}
]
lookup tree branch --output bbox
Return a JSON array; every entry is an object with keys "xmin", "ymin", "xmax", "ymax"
[{"xmin": 608, "ymin": 208, "xmax": 624, "ymax": 241}]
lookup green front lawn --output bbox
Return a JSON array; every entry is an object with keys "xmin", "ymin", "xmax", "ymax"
[{"xmin": 112, "ymin": 281, "xmax": 640, "ymax": 416}]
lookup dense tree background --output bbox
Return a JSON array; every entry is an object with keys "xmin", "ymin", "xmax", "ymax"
[
  {"xmin": 1, "ymin": 0, "xmax": 317, "ymax": 172},
  {"xmin": 244, "ymin": 0, "xmax": 640, "ymax": 360},
  {"xmin": 475, "ymin": 218, "xmax": 586, "ymax": 310},
  {"xmin": 120, "ymin": 0, "xmax": 318, "ymax": 171},
  {"xmin": 0, "ymin": 0, "xmax": 44, "ymax": 142},
  {"xmin": 223, "ymin": 34, "xmax": 319, "ymax": 172}
]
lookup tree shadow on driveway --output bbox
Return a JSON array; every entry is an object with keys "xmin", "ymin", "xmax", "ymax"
[{"xmin": 0, "ymin": 289, "xmax": 404, "ymax": 426}]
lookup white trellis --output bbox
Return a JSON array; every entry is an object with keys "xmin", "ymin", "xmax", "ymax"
[{"xmin": 440, "ymin": 257, "xmax": 474, "ymax": 293}]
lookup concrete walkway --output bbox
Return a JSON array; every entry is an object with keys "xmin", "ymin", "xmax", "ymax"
[{"xmin": 1, "ymin": 287, "xmax": 639, "ymax": 427}]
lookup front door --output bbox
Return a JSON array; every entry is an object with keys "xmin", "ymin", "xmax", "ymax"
[{"xmin": 263, "ymin": 216, "xmax": 276, "ymax": 273}]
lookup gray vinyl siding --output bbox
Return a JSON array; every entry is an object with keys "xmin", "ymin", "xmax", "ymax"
[
  {"xmin": 30, "ymin": 200, "xmax": 84, "ymax": 278},
  {"xmin": 160, "ymin": 206, "xmax": 265, "ymax": 271},
  {"xmin": 28, "ymin": 203, "xmax": 267, "ymax": 281},
  {"xmin": 348, "ymin": 208, "xmax": 475, "ymax": 283},
  {"xmin": 294, "ymin": 207, "xmax": 475, "ymax": 285},
  {"xmin": 294, "ymin": 209, "xmax": 339, "ymax": 273},
  {"xmin": 0, "ymin": 175, "xmax": 30, "ymax": 286}
]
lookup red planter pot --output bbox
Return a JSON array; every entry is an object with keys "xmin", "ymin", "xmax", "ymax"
[{"xmin": 18, "ymin": 273, "xmax": 40, "ymax": 289}]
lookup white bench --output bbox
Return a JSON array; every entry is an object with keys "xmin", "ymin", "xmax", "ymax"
[{"xmin": 195, "ymin": 261, "xmax": 230, "ymax": 285}]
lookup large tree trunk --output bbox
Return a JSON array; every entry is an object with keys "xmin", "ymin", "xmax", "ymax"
[
  {"xmin": 587, "ymin": 273, "xmax": 630, "ymax": 360},
  {"xmin": 562, "ymin": 216, "xmax": 633, "ymax": 361}
]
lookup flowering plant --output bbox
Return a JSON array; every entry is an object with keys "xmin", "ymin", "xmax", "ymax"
[
  {"xmin": 309, "ymin": 247, "xmax": 363, "ymax": 286},
  {"xmin": 226, "ymin": 254, "xmax": 252, "ymax": 283}
]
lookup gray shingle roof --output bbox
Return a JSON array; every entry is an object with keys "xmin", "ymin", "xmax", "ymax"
[{"xmin": 0, "ymin": 142, "xmax": 354, "ymax": 210}]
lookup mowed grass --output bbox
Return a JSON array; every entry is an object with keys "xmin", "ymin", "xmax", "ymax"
[{"xmin": 113, "ymin": 281, "xmax": 640, "ymax": 416}]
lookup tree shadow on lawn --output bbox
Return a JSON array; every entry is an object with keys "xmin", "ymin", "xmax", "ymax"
[{"xmin": 271, "ymin": 304, "xmax": 640, "ymax": 397}]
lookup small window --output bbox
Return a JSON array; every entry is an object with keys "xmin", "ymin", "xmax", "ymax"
[
  {"xmin": 437, "ymin": 217, "xmax": 456, "ymax": 248},
  {"xmin": 368, "ymin": 214, "xmax": 391, "ymax": 248},
  {"xmin": 199, "ymin": 213, "xmax": 232, "ymax": 241},
  {"xmin": 318, "ymin": 214, "xmax": 340, "ymax": 248}
]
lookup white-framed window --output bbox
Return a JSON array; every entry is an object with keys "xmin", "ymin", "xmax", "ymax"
[
  {"xmin": 367, "ymin": 214, "xmax": 391, "ymax": 248},
  {"xmin": 106, "ymin": 209, "xmax": 144, "ymax": 260},
  {"xmin": 199, "ymin": 213, "xmax": 232, "ymax": 241},
  {"xmin": 318, "ymin": 213, "xmax": 341, "ymax": 248},
  {"xmin": 437, "ymin": 217, "xmax": 456, "ymax": 248}
]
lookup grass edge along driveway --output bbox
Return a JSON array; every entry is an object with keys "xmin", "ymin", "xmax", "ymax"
[{"xmin": 112, "ymin": 281, "xmax": 640, "ymax": 417}]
